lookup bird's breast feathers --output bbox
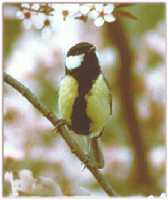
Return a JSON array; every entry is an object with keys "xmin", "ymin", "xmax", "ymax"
[
  {"xmin": 86, "ymin": 74, "xmax": 111, "ymax": 134},
  {"xmin": 58, "ymin": 75, "xmax": 79, "ymax": 124},
  {"xmin": 58, "ymin": 74, "xmax": 111, "ymax": 136}
]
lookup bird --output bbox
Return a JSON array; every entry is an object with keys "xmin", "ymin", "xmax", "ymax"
[{"xmin": 58, "ymin": 42, "xmax": 112, "ymax": 168}]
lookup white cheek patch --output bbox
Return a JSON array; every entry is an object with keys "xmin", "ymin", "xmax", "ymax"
[{"xmin": 66, "ymin": 54, "xmax": 85, "ymax": 70}]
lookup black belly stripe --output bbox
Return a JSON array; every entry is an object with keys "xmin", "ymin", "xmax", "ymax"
[
  {"xmin": 66, "ymin": 52, "xmax": 101, "ymax": 135},
  {"xmin": 71, "ymin": 95, "xmax": 90, "ymax": 135}
]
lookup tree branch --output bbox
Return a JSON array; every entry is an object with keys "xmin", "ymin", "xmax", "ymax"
[{"xmin": 4, "ymin": 72, "xmax": 117, "ymax": 196}]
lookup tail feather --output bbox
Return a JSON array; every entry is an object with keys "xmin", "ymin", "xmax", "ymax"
[
  {"xmin": 89, "ymin": 138, "xmax": 104, "ymax": 169},
  {"xmin": 69, "ymin": 129, "xmax": 104, "ymax": 169}
]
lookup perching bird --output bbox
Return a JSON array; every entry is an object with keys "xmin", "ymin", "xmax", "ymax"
[{"xmin": 58, "ymin": 42, "xmax": 112, "ymax": 168}]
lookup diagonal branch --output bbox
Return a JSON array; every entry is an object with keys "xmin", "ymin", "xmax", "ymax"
[{"xmin": 4, "ymin": 72, "xmax": 118, "ymax": 196}]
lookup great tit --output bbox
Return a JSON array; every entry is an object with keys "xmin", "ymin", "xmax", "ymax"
[{"xmin": 58, "ymin": 42, "xmax": 112, "ymax": 168}]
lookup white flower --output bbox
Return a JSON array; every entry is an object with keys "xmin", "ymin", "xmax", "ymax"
[
  {"xmin": 21, "ymin": 3, "xmax": 30, "ymax": 9},
  {"xmin": 16, "ymin": 10, "xmax": 24, "ymax": 20},
  {"xmin": 12, "ymin": 180, "xmax": 22, "ymax": 196},
  {"xmin": 53, "ymin": 4, "xmax": 79, "ymax": 21},
  {"xmin": 89, "ymin": 4, "xmax": 115, "ymax": 27},
  {"xmin": 4, "ymin": 169, "xmax": 64, "ymax": 196},
  {"xmin": 147, "ymin": 193, "xmax": 167, "ymax": 199},
  {"xmin": 23, "ymin": 18, "xmax": 32, "ymax": 30},
  {"xmin": 5, "ymin": 171, "xmax": 20, "ymax": 196},
  {"xmin": 16, "ymin": 9, "xmax": 33, "ymax": 29},
  {"xmin": 5, "ymin": 171, "xmax": 13, "ymax": 183},
  {"xmin": 88, "ymin": 10, "xmax": 99, "ymax": 20},
  {"xmin": 32, "ymin": 13, "xmax": 46, "ymax": 29},
  {"xmin": 39, "ymin": 15, "xmax": 58, "ymax": 39},
  {"xmin": 32, "ymin": 13, "xmax": 58, "ymax": 39},
  {"xmin": 4, "ymin": 169, "xmax": 36, "ymax": 196},
  {"xmin": 41, "ymin": 27, "xmax": 52, "ymax": 40},
  {"xmin": 79, "ymin": 4, "xmax": 93, "ymax": 15},
  {"xmin": 148, "ymin": 195, "xmax": 155, "ymax": 199},
  {"xmin": 18, "ymin": 169, "xmax": 35, "ymax": 193},
  {"xmin": 16, "ymin": 4, "xmax": 56, "ymax": 32},
  {"xmin": 31, "ymin": 3, "xmax": 40, "ymax": 10},
  {"xmin": 94, "ymin": 3, "xmax": 104, "ymax": 12},
  {"xmin": 160, "ymin": 193, "xmax": 167, "ymax": 198}
]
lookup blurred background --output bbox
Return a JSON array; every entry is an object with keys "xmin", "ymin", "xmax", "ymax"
[{"xmin": 3, "ymin": 3, "xmax": 166, "ymax": 197}]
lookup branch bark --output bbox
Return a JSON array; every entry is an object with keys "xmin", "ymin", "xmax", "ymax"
[{"xmin": 4, "ymin": 72, "xmax": 117, "ymax": 196}]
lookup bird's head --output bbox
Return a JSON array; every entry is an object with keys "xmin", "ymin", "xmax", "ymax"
[{"xmin": 65, "ymin": 42, "xmax": 98, "ymax": 71}]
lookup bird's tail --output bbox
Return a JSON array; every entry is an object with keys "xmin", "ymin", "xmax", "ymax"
[
  {"xmin": 70, "ymin": 130, "xmax": 104, "ymax": 169},
  {"xmin": 88, "ymin": 137, "xmax": 104, "ymax": 169}
]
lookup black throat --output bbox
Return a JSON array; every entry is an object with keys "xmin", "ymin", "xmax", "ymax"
[{"xmin": 66, "ymin": 52, "xmax": 101, "ymax": 135}]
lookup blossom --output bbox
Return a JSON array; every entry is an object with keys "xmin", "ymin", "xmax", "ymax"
[
  {"xmin": 41, "ymin": 16, "xmax": 57, "ymax": 39},
  {"xmin": 4, "ymin": 169, "xmax": 63, "ymax": 196},
  {"xmin": 15, "ymin": 3, "xmax": 116, "ymax": 35},
  {"xmin": 16, "ymin": 3, "xmax": 42, "ymax": 30},
  {"xmin": 160, "ymin": 193, "xmax": 167, "ymax": 198},
  {"xmin": 18, "ymin": 170, "xmax": 35, "ymax": 193},
  {"xmin": 79, "ymin": 4, "xmax": 93, "ymax": 15},
  {"xmin": 21, "ymin": 3, "xmax": 30, "ymax": 9},
  {"xmin": 89, "ymin": 4, "xmax": 115, "ymax": 27},
  {"xmin": 16, "ymin": 9, "xmax": 34, "ymax": 29},
  {"xmin": 147, "ymin": 193, "xmax": 167, "ymax": 199},
  {"xmin": 32, "ymin": 13, "xmax": 46, "ymax": 29},
  {"xmin": 31, "ymin": 3, "xmax": 40, "ymax": 11},
  {"xmin": 52, "ymin": 4, "xmax": 80, "ymax": 21},
  {"xmin": 4, "ymin": 169, "xmax": 36, "ymax": 196},
  {"xmin": 32, "ymin": 13, "xmax": 57, "ymax": 39}
]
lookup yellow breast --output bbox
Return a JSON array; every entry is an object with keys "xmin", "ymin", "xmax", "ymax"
[
  {"xmin": 58, "ymin": 74, "xmax": 111, "ymax": 137},
  {"xmin": 86, "ymin": 74, "xmax": 111, "ymax": 137},
  {"xmin": 58, "ymin": 75, "xmax": 79, "ymax": 124}
]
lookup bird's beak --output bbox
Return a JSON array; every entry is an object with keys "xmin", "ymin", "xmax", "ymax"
[{"xmin": 88, "ymin": 46, "xmax": 96, "ymax": 53}]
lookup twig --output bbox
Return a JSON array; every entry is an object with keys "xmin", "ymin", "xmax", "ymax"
[{"xmin": 4, "ymin": 72, "xmax": 118, "ymax": 196}]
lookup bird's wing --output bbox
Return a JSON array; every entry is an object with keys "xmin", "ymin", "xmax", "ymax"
[
  {"xmin": 103, "ymin": 76, "xmax": 112, "ymax": 115},
  {"xmin": 58, "ymin": 75, "xmax": 78, "ymax": 125},
  {"xmin": 86, "ymin": 74, "xmax": 111, "ymax": 137}
]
